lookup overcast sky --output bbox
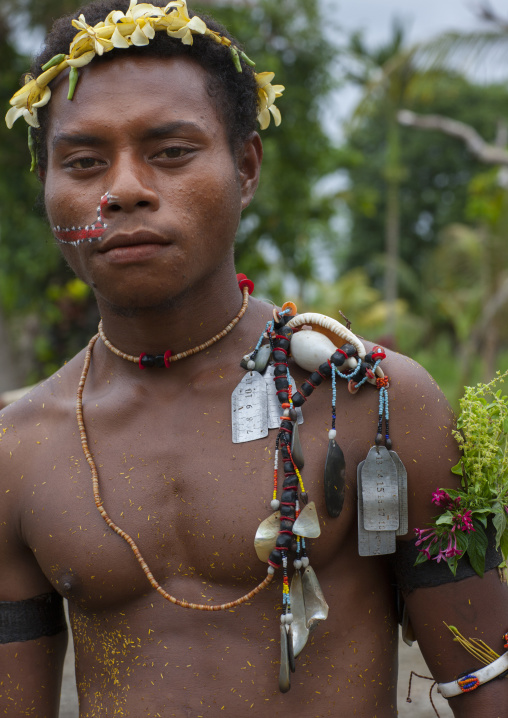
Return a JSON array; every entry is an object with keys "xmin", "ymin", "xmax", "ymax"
[{"xmin": 320, "ymin": 0, "xmax": 508, "ymax": 140}]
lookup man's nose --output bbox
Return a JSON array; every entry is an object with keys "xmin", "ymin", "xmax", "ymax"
[{"xmin": 102, "ymin": 157, "xmax": 160, "ymax": 215}]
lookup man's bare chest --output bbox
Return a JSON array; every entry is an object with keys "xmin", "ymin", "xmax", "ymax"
[{"xmin": 17, "ymin": 373, "xmax": 377, "ymax": 610}]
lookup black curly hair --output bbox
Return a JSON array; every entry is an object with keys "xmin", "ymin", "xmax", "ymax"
[{"xmin": 29, "ymin": 0, "xmax": 259, "ymax": 168}]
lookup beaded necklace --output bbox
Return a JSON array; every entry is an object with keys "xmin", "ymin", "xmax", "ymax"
[
  {"xmin": 77, "ymin": 275, "xmax": 276, "ymax": 611},
  {"xmin": 98, "ymin": 274, "xmax": 252, "ymax": 368}
]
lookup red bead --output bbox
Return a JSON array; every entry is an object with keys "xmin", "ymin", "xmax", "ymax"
[
  {"xmin": 139, "ymin": 352, "xmax": 147, "ymax": 370},
  {"xmin": 164, "ymin": 350, "xmax": 172, "ymax": 368},
  {"xmin": 237, "ymin": 276, "xmax": 254, "ymax": 294}
]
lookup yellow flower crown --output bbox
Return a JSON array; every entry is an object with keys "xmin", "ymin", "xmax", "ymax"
[{"xmin": 6, "ymin": 0, "xmax": 284, "ymax": 136}]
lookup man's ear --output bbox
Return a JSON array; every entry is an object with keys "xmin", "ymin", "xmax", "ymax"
[
  {"xmin": 237, "ymin": 132, "xmax": 263, "ymax": 210},
  {"xmin": 38, "ymin": 166, "xmax": 46, "ymax": 183}
]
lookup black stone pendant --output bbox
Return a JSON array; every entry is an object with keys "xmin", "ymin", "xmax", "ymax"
[{"xmin": 323, "ymin": 438, "xmax": 346, "ymax": 518}]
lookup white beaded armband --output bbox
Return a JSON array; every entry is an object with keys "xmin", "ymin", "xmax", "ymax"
[{"xmin": 437, "ymin": 651, "xmax": 508, "ymax": 698}]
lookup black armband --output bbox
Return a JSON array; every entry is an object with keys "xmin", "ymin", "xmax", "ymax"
[
  {"xmin": 392, "ymin": 522, "xmax": 503, "ymax": 595},
  {"xmin": 0, "ymin": 591, "xmax": 67, "ymax": 644}
]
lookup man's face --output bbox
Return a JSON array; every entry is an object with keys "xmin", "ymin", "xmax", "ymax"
[{"xmin": 43, "ymin": 55, "xmax": 261, "ymax": 310}]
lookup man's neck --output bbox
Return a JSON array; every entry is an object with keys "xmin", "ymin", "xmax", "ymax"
[{"xmin": 95, "ymin": 265, "xmax": 244, "ymax": 360}]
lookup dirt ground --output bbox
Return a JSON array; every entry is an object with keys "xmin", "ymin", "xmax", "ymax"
[{"xmin": 59, "ymin": 611, "xmax": 452, "ymax": 717}]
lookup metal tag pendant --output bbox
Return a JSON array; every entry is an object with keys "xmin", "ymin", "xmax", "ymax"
[
  {"xmin": 265, "ymin": 366, "xmax": 304, "ymax": 429},
  {"xmin": 323, "ymin": 438, "xmax": 346, "ymax": 518},
  {"xmin": 361, "ymin": 446, "xmax": 399, "ymax": 531},
  {"xmin": 231, "ymin": 372, "xmax": 268, "ymax": 443},
  {"xmin": 390, "ymin": 450, "xmax": 408, "ymax": 536},
  {"xmin": 357, "ymin": 460, "xmax": 396, "ymax": 556},
  {"xmin": 301, "ymin": 565, "xmax": 329, "ymax": 630}
]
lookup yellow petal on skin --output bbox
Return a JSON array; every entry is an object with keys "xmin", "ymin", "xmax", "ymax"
[
  {"xmin": 269, "ymin": 104, "xmax": 282, "ymax": 126},
  {"xmin": 131, "ymin": 23, "xmax": 150, "ymax": 45},
  {"xmin": 67, "ymin": 50, "xmax": 96, "ymax": 67},
  {"xmin": 258, "ymin": 107, "xmax": 270, "ymax": 130},
  {"xmin": 255, "ymin": 71, "xmax": 275, "ymax": 88},
  {"xmin": 111, "ymin": 26, "xmax": 131, "ymax": 47}
]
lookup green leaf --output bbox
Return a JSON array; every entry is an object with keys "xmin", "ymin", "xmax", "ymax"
[
  {"xmin": 435, "ymin": 513, "xmax": 454, "ymax": 525},
  {"xmin": 499, "ymin": 527, "xmax": 508, "ymax": 560},
  {"xmin": 466, "ymin": 522, "xmax": 488, "ymax": 577},
  {"xmin": 493, "ymin": 506, "xmax": 507, "ymax": 546},
  {"xmin": 414, "ymin": 550, "xmax": 430, "ymax": 566}
]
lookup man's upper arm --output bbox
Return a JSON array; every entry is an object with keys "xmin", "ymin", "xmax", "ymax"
[
  {"xmin": 0, "ymin": 409, "xmax": 68, "ymax": 718},
  {"xmin": 391, "ymin": 361, "xmax": 508, "ymax": 717}
]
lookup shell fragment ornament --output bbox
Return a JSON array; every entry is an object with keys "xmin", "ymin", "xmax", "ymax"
[
  {"xmin": 301, "ymin": 565, "xmax": 329, "ymax": 630},
  {"xmin": 323, "ymin": 437, "xmax": 346, "ymax": 518},
  {"xmin": 231, "ymin": 371, "xmax": 268, "ymax": 443},
  {"xmin": 279, "ymin": 624, "xmax": 291, "ymax": 693},
  {"xmin": 289, "ymin": 329, "xmax": 339, "ymax": 373},
  {"xmin": 254, "ymin": 511, "xmax": 280, "ymax": 563},
  {"xmin": 292, "ymin": 502, "xmax": 321, "ymax": 539},
  {"xmin": 289, "ymin": 570, "xmax": 309, "ymax": 657},
  {"xmin": 287, "ymin": 312, "xmax": 366, "ymax": 360}
]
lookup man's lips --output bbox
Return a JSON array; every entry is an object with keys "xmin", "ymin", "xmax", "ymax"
[{"xmin": 98, "ymin": 230, "xmax": 168, "ymax": 253}]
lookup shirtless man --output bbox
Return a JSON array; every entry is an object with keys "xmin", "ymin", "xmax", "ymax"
[{"xmin": 1, "ymin": 2, "xmax": 507, "ymax": 716}]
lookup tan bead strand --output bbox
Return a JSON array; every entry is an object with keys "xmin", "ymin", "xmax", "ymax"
[
  {"xmin": 77, "ymin": 335, "xmax": 274, "ymax": 612},
  {"xmin": 98, "ymin": 286, "xmax": 250, "ymax": 364}
]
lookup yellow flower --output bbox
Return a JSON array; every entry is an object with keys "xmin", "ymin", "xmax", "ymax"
[
  {"xmin": 5, "ymin": 79, "xmax": 51, "ymax": 129},
  {"xmin": 5, "ymin": 0, "xmax": 284, "ymax": 134},
  {"xmin": 71, "ymin": 15, "xmax": 114, "ymax": 56},
  {"xmin": 255, "ymin": 72, "xmax": 284, "ymax": 129}
]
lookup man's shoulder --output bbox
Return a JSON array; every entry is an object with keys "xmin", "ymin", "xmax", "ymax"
[{"xmin": 0, "ymin": 350, "xmax": 85, "ymax": 451}]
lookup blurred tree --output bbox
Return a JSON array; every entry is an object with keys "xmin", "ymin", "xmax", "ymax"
[
  {"xmin": 340, "ymin": 70, "xmax": 508, "ymax": 317},
  {"xmin": 194, "ymin": 0, "xmax": 341, "ymax": 303}
]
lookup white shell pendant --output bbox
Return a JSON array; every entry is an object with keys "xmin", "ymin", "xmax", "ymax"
[
  {"xmin": 289, "ymin": 330, "xmax": 338, "ymax": 373},
  {"xmin": 254, "ymin": 511, "xmax": 280, "ymax": 563},
  {"xmin": 293, "ymin": 501, "xmax": 321, "ymax": 539},
  {"xmin": 301, "ymin": 565, "xmax": 329, "ymax": 630},
  {"xmin": 279, "ymin": 624, "xmax": 291, "ymax": 693},
  {"xmin": 287, "ymin": 312, "xmax": 366, "ymax": 358},
  {"xmin": 289, "ymin": 570, "xmax": 309, "ymax": 656}
]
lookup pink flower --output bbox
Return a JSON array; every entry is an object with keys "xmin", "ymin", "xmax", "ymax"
[
  {"xmin": 432, "ymin": 488, "xmax": 450, "ymax": 507},
  {"xmin": 453, "ymin": 509, "xmax": 474, "ymax": 533},
  {"xmin": 445, "ymin": 533, "xmax": 462, "ymax": 558}
]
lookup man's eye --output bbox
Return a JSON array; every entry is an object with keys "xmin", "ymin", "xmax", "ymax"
[
  {"xmin": 68, "ymin": 157, "xmax": 103, "ymax": 169},
  {"xmin": 157, "ymin": 147, "xmax": 189, "ymax": 159}
]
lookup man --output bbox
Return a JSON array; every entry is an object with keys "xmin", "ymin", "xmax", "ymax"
[{"xmin": 1, "ymin": 2, "xmax": 507, "ymax": 716}]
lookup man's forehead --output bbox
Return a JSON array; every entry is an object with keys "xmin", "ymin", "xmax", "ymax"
[{"xmin": 47, "ymin": 55, "xmax": 222, "ymax": 135}]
